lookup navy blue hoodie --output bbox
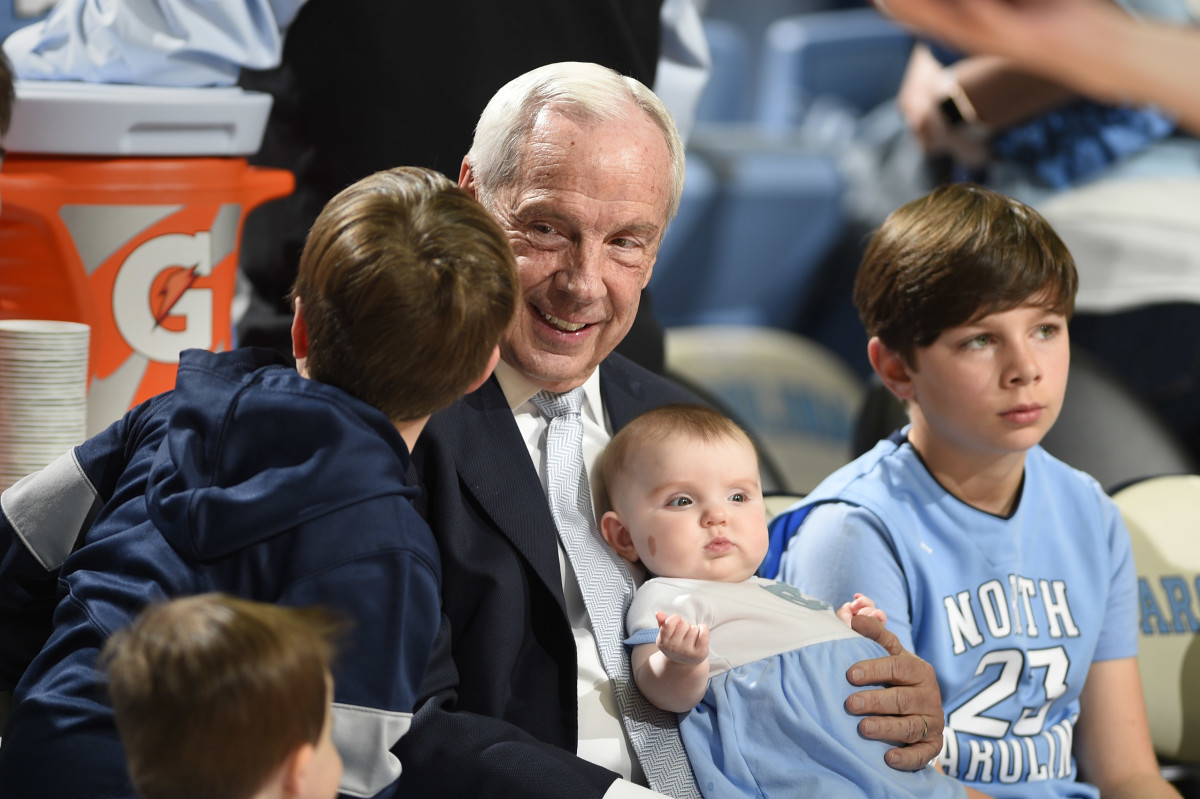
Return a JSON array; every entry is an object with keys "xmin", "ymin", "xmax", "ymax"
[{"xmin": 0, "ymin": 348, "xmax": 441, "ymax": 798}]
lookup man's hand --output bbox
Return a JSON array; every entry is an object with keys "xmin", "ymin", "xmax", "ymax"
[{"xmin": 846, "ymin": 614, "xmax": 944, "ymax": 771}]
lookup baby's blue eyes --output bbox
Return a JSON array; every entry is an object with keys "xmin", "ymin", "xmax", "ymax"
[{"xmin": 666, "ymin": 494, "xmax": 748, "ymax": 506}]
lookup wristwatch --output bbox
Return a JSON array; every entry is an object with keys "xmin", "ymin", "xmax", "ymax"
[
  {"xmin": 938, "ymin": 81, "xmax": 979, "ymax": 128},
  {"xmin": 939, "ymin": 95, "xmax": 967, "ymax": 127}
]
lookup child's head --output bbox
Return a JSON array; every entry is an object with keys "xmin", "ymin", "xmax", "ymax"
[
  {"xmin": 291, "ymin": 165, "xmax": 519, "ymax": 422},
  {"xmin": 101, "ymin": 594, "xmax": 344, "ymax": 799},
  {"xmin": 855, "ymin": 183, "xmax": 1077, "ymax": 369},
  {"xmin": 857, "ymin": 184, "xmax": 1078, "ymax": 460},
  {"xmin": 598, "ymin": 404, "xmax": 768, "ymax": 583}
]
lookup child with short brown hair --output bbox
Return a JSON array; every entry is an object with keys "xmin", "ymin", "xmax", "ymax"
[
  {"xmin": 0, "ymin": 166, "xmax": 519, "ymax": 797},
  {"xmin": 772, "ymin": 183, "xmax": 1177, "ymax": 798},
  {"xmin": 102, "ymin": 594, "xmax": 343, "ymax": 799}
]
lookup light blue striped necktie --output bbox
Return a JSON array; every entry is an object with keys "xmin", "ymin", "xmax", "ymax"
[{"xmin": 531, "ymin": 388, "xmax": 700, "ymax": 798}]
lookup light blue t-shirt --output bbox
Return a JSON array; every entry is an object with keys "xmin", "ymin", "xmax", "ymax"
[{"xmin": 775, "ymin": 437, "xmax": 1138, "ymax": 799}]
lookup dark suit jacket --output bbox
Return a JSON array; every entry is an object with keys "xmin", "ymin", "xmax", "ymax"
[{"xmin": 395, "ymin": 353, "xmax": 697, "ymax": 798}]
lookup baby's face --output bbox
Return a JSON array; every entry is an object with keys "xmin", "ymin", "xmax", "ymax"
[{"xmin": 611, "ymin": 434, "xmax": 768, "ymax": 582}]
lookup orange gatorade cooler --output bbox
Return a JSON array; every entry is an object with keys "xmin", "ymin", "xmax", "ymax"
[{"xmin": 0, "ymin": 81, "xmax": 293, "ymax": 435}]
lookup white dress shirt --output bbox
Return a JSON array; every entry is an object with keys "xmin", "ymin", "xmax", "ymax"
[{"xmin": 493, "ymin": 360, "xmax": 664, "ymax": 799}]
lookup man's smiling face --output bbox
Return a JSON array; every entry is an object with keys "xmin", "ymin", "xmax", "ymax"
[{"xmin": 485, "ymin": 105, "xmax": 672, "ymax": 393}]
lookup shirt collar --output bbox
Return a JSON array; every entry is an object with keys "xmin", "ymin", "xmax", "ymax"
[{"xmin": 493, "ymin": 359, "xmax": 604, "ymax": 425}]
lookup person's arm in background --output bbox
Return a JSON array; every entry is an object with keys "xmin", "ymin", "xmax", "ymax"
[
  {"xmin": 2, "ymin": 0, "xmax": 307, "ymax": 84},
  {"xmin": 876, "ymin": 0, "xmax": 1200, "ymax": 135},
  {"xmin": 898, "ymin": 41, "xmax": 1089, "ymax": 170}
]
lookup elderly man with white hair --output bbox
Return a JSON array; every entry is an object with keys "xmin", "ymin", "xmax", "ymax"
[{"xmin": 397, "ymin": 61, "xmax": 947, "ymax": 799}]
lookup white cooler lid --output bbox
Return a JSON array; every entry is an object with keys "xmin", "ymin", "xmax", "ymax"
[{"xmin": 4, "ymin": 80, "xmax": 274, "ymax": 156}]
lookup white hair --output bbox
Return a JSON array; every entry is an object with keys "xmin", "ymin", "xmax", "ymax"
[{"xmin": 466, "ymin": 61, "xmax": 686, "ymax": 221}]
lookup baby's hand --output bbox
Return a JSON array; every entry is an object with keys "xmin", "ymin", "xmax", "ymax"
[
  {"xmin": 655, "ymin": 611, "xmax": 709, "ymax": 665},
  {"xmin": 836, "ymin": 593, "xmax": 888, "ymax": 627}
]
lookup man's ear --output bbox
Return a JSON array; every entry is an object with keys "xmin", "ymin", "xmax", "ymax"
[
  {"xmin": 458, "ymin": 157, "xmax": 477, "ymax": 198},
  {"xmin": 291, "ymin": 297, "xmax": 309, "ymax": 361},
  {"xmin": 600, "ymin": 511, "xmax": 639, "ymax": 564},
  {"xmin": 280, "ymin": 742, "xmax": 315, "ymax": 799},
  {"xmin": 867, "ymin": 336, "xmax": 916, "ymax": 403},
  {"xmin": 464, "ymin": 346, "xmax": 502, "ymax": 395}
]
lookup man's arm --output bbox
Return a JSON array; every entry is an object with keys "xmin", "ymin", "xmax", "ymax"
[
  {"xmin": 394, "ymin": 614, "xmax": 624, "ymax": 799},
  {"xmin": 845, "ymin": 614, "xmax": 945, "ymax": 770},
  {"xmin": 653, "ymin": 0, "xmax": 710, "ymax": 143},
  {"xmin": 876, "ymin": 0, "xmax": 1200, "ymax": 135},
  {"xmin": 777, "ymin": 502, "xmax": 943, "ymax": 770}
]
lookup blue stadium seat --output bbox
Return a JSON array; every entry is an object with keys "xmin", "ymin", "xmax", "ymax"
[
  {"xmin": 665, "ymin": 325, "xmax": 864, "ymax": 493},
  {"xmin": 1, "ymin": 0, "xmax": 53, "ymax": 43},
  {"xmin": 651, "ymin": 149, "xmax": 720, "ymax": 315},
  {"xmin": 694, "ymin": 19, "xmax": 753, "ymax": 125},
  {"xmin": 649, "ymin": 143, "xmax": 844, "ymax": 330},
  {"xmin": 756, "ymin": 7, "xmax": 914, "ymax": 134}
]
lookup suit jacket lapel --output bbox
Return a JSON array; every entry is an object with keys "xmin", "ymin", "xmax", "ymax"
[
  {"xmin": 451, "ymin": 376, "xmax": 566, "ymax": 608},
  {"xmin": 600, "ymin": 356, "xmax": 649, "ymax": 433}
]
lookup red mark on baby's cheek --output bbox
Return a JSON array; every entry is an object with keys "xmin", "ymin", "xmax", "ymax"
[{"xmin": 647, "ymin": 536, "xmax": 657, "ymax": 557}]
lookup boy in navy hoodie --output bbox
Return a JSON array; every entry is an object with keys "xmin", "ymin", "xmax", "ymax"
[{"xmin": 0, "ymin": 166, "xmax": 519, "ymax": 799}]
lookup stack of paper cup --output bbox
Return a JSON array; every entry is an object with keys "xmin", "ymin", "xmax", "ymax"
[{"xmin": 0, "ymin": 320, "xmax": 90, "ymax": 492}]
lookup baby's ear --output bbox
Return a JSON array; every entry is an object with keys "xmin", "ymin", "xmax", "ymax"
[{"xmin": 600, "ymin": 511, "xmax": 639, "ymax": 564}]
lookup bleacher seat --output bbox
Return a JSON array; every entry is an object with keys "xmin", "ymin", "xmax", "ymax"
[
  {"xmin": 694, "ymin": 19, "xmax": 753, "ymax": 125},
  {"xmin": 650, "ymin": 149, "xmax": 720, "ymax": 326},
  {"xmin": 650, "ymin": 142, "xmax": 845, "ymax": 329},
  {"xmin": 755, "ymin": 7, "xmax": 914, "ymax": 134},
  {"xmin": 665, "ymin": 325, "xmax": 863, "ymax": 493},
  {"xmin": 1111, "ymin": 474, "xmax": 1200, "ymax": 794},
  {"xmin": 1, "ymin": 0, "xmax": 53, "ymax": 42}
]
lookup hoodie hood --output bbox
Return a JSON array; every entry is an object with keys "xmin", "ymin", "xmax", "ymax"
[{"xmin": 147, "ymin": 348, "xmax": 417, "ymax": 562}]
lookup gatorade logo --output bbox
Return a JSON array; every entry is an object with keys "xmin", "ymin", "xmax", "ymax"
[
  {"xmin": 73, "ymin": 202, "xmax": 240, "ymax": 428},
  {"xmin": 113, "ymin": 231, "xmax": 214, "ymax": 362}
]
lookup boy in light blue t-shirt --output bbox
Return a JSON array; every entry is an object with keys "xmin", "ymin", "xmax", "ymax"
[{"xmin": 770, "ymin": 184, "xmax": 1177, "ymax": 799}]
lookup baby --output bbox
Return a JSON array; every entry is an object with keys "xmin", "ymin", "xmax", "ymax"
[{"xmin": 598, "ymin": 403, "xmax": 963, "ymax": 799}]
